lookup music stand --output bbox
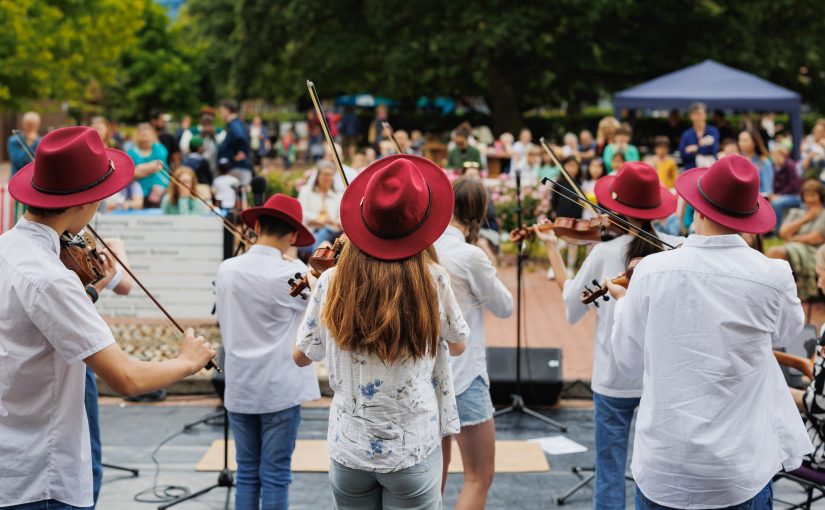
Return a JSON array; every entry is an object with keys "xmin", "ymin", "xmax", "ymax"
[{"xmin": 493, "ymin": 169, "xmax": 567, "ymax": 432}]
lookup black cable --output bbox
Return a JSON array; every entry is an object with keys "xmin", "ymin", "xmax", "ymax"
[{"xmin": 133, "ymin": 428, "xmax": 192, "ymax": 503}]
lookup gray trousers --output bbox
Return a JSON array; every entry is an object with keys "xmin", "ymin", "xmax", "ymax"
[{"xmin": 329, "ymin": 447, "xmax": 442, "ymax": 510}]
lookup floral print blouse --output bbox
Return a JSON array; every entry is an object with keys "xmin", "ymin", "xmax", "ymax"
[{"xmin": 296, "ymin": 264, "xmax": 470, "ymax": 473}]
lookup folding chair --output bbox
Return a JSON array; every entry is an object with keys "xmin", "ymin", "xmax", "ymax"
[{"xmin": 775, "ymin": 466, "xmax": 825, "ymax": 509}]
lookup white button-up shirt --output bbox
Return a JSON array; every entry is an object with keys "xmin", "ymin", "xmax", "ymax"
[
  {"xmin": 434, "ymin": 226, "xmax": 513, "ymax": 394},
  {"xmin": 611, "ymin": 234, "xmax": 813, "ymax": 508},
  {"xmin": 563, "ymin": 233, "xmax": 682, "ymax": 398},
  {"xmin": 216, "ymin": 245, "xmax": 320, "ymax": 414},
  {"xmin": 0, "ymin": 218, "xmax": 115, "ymax": 507}
]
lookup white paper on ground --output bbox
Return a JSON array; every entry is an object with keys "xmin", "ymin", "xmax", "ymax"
[{"xmin": 528, "ymin": 436, "xmax": 588, "ymax": 455}]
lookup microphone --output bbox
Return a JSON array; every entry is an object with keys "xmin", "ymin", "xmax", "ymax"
[{"xmin": 251, "ymin": 176, "xmax": 267, "ymax": 206}]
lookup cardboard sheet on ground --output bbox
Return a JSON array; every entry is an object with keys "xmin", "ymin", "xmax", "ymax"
[
  {"xmin": 197, "ymin": 439, "xmax": 550, "ymax": 473},
  {"xmin": 528, "ymin": 436, "xmax": 588, "ymax": 455}
]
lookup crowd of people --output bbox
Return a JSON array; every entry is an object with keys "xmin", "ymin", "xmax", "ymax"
[{"xmin": 6, "ymin": 99, "xmax": 825, "ymax": 510}]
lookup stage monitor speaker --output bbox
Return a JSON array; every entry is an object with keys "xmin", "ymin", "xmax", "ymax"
[{"xmin": 486, "ymin": 347, "xmax": 563, "ymax": 406}]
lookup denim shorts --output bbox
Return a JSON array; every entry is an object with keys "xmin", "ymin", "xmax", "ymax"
[{"xmin": 456, "ymin": 376, "xmax": 495, "ymax": 427}]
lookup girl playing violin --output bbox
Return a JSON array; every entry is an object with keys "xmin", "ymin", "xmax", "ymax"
[
  {"xmin": 293, "ymin": 154, "xmax": 468, "ymax": 509},
  {"xmin": 434, "ymin": 177, "xmax": 513, "ymax": 509},
  {"xmin": 540, "ymin": 161, "xmax": 681, "ymax": 509}
]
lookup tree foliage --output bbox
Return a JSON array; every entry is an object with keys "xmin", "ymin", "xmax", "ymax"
[
  {"xmin": 0, "ymin": 0, "xmax": 139, "ymax": 107},
  {"xmin": 182, "ymin": 0, "xmax": 825, "ymax": 133}
]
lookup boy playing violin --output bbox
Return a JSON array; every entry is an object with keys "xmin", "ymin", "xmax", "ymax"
[
  {"xmin": 0, "ymin": 127, "xmax": 216, "ymax": 509},
  {"xmin": 608, "ymin": 155, "xmax": 812, "ymax": 509}
]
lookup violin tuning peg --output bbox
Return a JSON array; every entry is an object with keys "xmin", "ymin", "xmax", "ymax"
[
  {"xmin": 294, "ymin": 272, "xmax": 302, "ymax": 279},
  {"xmin": 288, "ymin": 278, "xmax": 295, "ymax": 286},
  {"xmin": 592, "ymin": 279, "xmax": 600, "ymax": 287},
  {"xmin": 603, "ymin": 295, "xmax": 610, "ymax": 301},
  {"xmin": 300, "ymin": 292, "xmax": 308, "ymax": 300},
  {"xmin": 593, "ymin": 301, "xmax": 599, "ymax": 308}
]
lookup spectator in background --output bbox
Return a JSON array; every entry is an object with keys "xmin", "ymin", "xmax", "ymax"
[
  {"xmin": 448, "ymin": 129, "xmax": 483, "ymax": 171},
  {"xmin": 678, "ymin": 102, "xmax": 720, "ymax": 170},
  {"xmin": 510, "ymin": 146, "xmax": 543, "ymax": 187},
  {"xmin": 652, "ymin": 136, "xmax": 678, "ymax": 189},
  {"xmin": 801, "ymin": 120, "xmax": 825, "ymax": 181},
  {"xmin": 218, "ymin": 99, "xmax": 253, "ymax": 186},
  {"xmin": 180, "ymin": 107, "xmax": 223, "ymax": 175},
  {"xmin": 213, "ymin": 158, "xmax": 240, "ymax": 211},
  {"xmin": 306, "ymin": 109, "xmax": 324, "ymax": 162},
  {"xmin": 339, "ymin": 106, "xmax": 360, "ymax": 158},
  {"xmin": 297, "ymin": 160, "xmax": 343, "ymax": 256},
  {"xmin": 579, "ymin": 130, "xmax": 597, "ymax": 167},
  {"xmin": 770, "ymin": 146, "xmax": 803, "ymax": 233},
  {"xmin": 277, "ymin": 130, "xmax": 298, "ymax": 169},
  {"xmin": 718, "ymin": 138, "xmax": 739, "ymax": 158},
  {"xmin": 248, "ymin": 115, "xmax": 270, "ymax": 169},
  {"xmin": 538, "ymin": 149, "xmax": 560, "ymax": 184},
  {"xmin": 596, "ymin": 116, "xmax": 620, "ymax": 157},
  {"xmin": 410, "ymin": 130, "xmax": 425, "ymax": 154},
  {"xmin": 509, "ymin": 128, "xmax": 533, "ymax": 172},
  {"xmin": 713, "ymin": 110, "xmax": 735, "ymax": 142},
  {"xmin": 562, "ymin": 132, "xmax": 579, "ymax": 158},
  {"xmin": 610, "ymin": 152, "xmax": 626, "ymax": 175},
  {"xmin": 7, "ymin": 111, "xmax": 41, "ymax": 177},
  {"xmin": 161, "ymin": 166, "xmax": 209, "ymax": 215},
  {"xmin": 738, "ymin": 129, "xmax": 774, "ymax": 195},
  {"xmin": 129, "ymin": 123, "xmax": 168, "ymax": 208},
  {"xmin": 603, "ymin": 125, "xmax": 639, "ymax": 173},
  {"xmin": 150, "ymin": 109, "xmax": 180, "ymax": 168},
  {"xmin": 581, "ymin": 158, "xmax": 605, "ymax": 209},
  {"xmin": 90, "ymin": 116, "xmax": 116, "ymax": 149},
  {"xmin": 183, "ymin": 136, "xmax": 213, "ymax": 185},
  {"xmin": 368, "ymin": 103, "xmax": 389, "ymax": 151},
  {"xmin": 768, "ymin": 179, "xmax": 825, "ymax": 299},
  {"xmin": 394, "ymin": 130, "xmax": 419, "ymax": 155}
]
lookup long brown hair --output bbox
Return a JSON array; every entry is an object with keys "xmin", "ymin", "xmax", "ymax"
[
  {"xmin": 452, "ymin": 177, "xmax": 488, "ymax": 244},
  {"xmin": 168, "ymin": 166, "xmax": 197, "ymax": 206},
  {"xmin": 321, "ymin": 242, "xmax": 440, "ymax": 364}
]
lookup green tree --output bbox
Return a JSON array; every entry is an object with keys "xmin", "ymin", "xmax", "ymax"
[
  {"xmin": 0, "ymin": 0, "xmax": 140, "ymax": 107},
  {"xmin": 102, "ymin": 0, "xmax": 202, "ymax": 121}
]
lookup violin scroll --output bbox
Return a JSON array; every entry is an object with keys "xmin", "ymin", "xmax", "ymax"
[{"xmin": 580, "ymin": 258, "xmax": 642, "ymax": 306}]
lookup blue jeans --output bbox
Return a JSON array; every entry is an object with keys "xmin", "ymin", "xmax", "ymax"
[
  {"xmin": 3, "ymin": 501, "xmax": 92, "ymax": 510},
  {"xmin": 593, "ymin": 392, "xmax": 640, "ymax": 510},
  {"xmin": 84, "ymin": 366, "xmax": 102, "ymax": 506},
  {"xmin": 228, "ymin": 406, "xmax": 301, "ymax": 510},
  {"xmin": 635, "ymin": 482, "xmax": 772, "ymax": 509},
  {"xmin": 771, "ymin": 194, "xmax": 802, "ymax": 232}
]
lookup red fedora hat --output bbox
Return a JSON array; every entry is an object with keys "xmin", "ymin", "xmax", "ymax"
[
  {"xmin": 594, "ymin": 162, "xmax": 677, "ymax": 220},
  {"xmin": 340, "ymin": 154, "xmax": 453, "ymax": 261},
  {"xmin": 240, "ymin": 193, "xmax": 315, "ymax": 247},
  {"xmin": 9, "ymin": 126, "xmax": 135, "ymax": 208},
  {"xmin": 676, "ymin": 154, "xmax": 775, "ymax": 234}
]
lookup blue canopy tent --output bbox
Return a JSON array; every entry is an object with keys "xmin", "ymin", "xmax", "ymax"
[{"xmin": 614, "ymin": 60, "xmax": 803, "ymax": 159}]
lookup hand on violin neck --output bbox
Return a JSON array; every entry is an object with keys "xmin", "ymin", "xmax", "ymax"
[
  {"xmin": 605, "ymin": 278, "xmax": 627, "ymax": 300},
  {"xmin": 92, "ymin": 249, "xmax": 118, "ymax": 294}
]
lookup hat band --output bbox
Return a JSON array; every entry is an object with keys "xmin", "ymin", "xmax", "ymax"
[
  {"xmin": 360, "ymin": 183, "xmax": 432, "ymax": 240},
  {"xmin": 697, "ymin": 175, "xmax": 759, "ymax": 217},
  {"xmin": 610, "ymin": 183, "xmax": 661, "ymax": 209},
  {"xmin": 31, "ymin": 160, "xmax": 115, "ymax": 195}
]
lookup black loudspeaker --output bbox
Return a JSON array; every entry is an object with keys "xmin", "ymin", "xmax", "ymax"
[{"xmin": 486, "ymin": 347, "xmax": 563, "ymax": 406}]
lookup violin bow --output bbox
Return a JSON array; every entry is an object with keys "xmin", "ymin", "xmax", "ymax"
[
  {"xmin": 538, "ymin": 138, "xmax": 676, "ymax": 251},
  {"xmin": 158, "ymin": 165, "xmax": 253, "ymax": 248},
  {"xmin": 307, "ymin": 80, "xmax": 349, "ymax": 187},
  {"xmin": 382, "ymin": 121, "xmax": 403, "ymax": 154},
  {"xmin": 15, "ymin": 131, "xmax": 219, "ymax": 371}
]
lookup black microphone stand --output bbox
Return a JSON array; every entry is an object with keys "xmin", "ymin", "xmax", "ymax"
[{"xmin": 494, "ymin": 168, "xmax": 567, "ymax": 432}]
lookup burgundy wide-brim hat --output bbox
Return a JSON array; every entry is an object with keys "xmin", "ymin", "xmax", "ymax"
[
  {"xmin": 340, "ymin": 154, "xmax": 453, "ymax": 261},
  {"xmin": 594, "ymin": 162, "xmax": 677, "ymax": 220},
  {"xmin": 9, "ymin": 126, "xmax": 135, "ymax": 208},
  {"xmin": 240, "ymin": 193, "xmax": 315, "ymax": 246},
  {"xmin": 676, "ymin": 154, "xmax": 775, "ymax": 234}
]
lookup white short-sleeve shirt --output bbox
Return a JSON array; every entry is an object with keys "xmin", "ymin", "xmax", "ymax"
[
  {"xmin": 297, "ymin": 264, "xmax": 469, "ymax": 472},
  {"xmin": 215, "ymin": 245, "xmax": 321, "ymax": 414},
  {"xmin": 0, "ymin": 218, "xmax": 115, "ymax": 507}
]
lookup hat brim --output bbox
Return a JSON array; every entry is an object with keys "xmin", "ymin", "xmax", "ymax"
[
  {"xmin": 240, "ymin": 207, "xmax": 315, "ymax": 247},
  {"xmin": 340, "ymin": 154, "xmax": 453, "ymax": 261},
  {"xmin": 594, "ymin": 175, "xmax": 677, "ymax": 220},
  {"xmin": 8, "ymin": 148, "xmax": 135, "ymax": 209},
  {"xmin": 675, "ymin": 167, "xmax": 776, "ymax": 234}
]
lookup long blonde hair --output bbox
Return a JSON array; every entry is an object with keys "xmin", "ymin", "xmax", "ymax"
[{"xmin": 321, "ymin": 242, "xmax": 440, "ymax": 364}]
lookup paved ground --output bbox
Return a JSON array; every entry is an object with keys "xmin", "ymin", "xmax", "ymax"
[{"xmin": 96, "ymin": 401, "xmax": 819, "ymax": 509}]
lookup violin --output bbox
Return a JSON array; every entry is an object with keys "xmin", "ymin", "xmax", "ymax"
[
  {"xmin": 288, "ymin": 236, "xmax": 347, "ymax": 299},
  {"xmin": 580, "ymin": 258, "xmax": 643, "ymax": 307},
  {"xmin": 60, "ymin": 231, "xmax": 106, "ymax": 286},
  {"xmin": 510, "ymin": 216, "xmax": 610, "ymax": 244}
]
